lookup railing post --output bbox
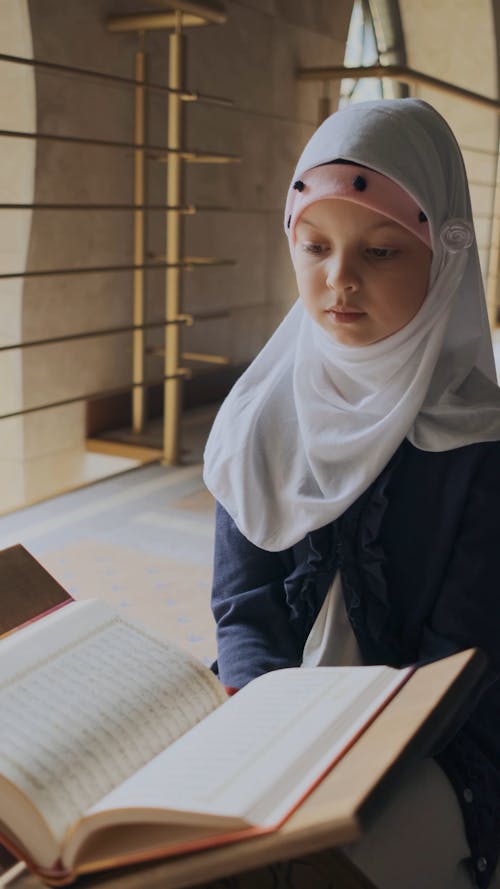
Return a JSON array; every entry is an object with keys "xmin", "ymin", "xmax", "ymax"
[
  {"xmin": 132, "ymin": 38, "xmax": 147, "ymax": 434},
  {"xmin": 163, "ymin": 11, "xmax": 184, "ymax": 464}
]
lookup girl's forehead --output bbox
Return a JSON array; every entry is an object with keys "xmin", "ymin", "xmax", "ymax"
[{"xmin": 296, "ymin": 199, "xmax": 415, "ymax": 235}]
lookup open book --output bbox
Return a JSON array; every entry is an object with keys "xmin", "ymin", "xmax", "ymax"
[{"xmin": 0, "ymin": 596, "xmax": 485, "ymax": 887}]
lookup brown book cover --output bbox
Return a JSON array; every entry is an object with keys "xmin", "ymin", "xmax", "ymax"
[{"xmin": 0, "ymin": 544, "xmax": 72, "ymax": 639}]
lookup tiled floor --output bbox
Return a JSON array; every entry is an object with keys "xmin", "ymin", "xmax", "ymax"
[{"xmin": 0, "ymin": 460, "xmax": 218, "ymax": 665}]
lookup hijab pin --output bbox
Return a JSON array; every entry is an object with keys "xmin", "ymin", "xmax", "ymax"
[
  {"xmin": 352, "ymin": 175, "xmax": 367, "ymax": 191},
  {"xmin": 293, "ymin": 180, "xmax": 305, "ymax": 192},
  {"xmin": 419, "ymin": 211, "xmax": 427, "ymax": 222},
  {"xmin": 439, "ymin": 218, "xmax": 474, "ymax": 253}
]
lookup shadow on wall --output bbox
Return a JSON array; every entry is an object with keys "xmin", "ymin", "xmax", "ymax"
[{"xmin": 0, "ymin": 0, "xmax": 37, "ymax": 504}]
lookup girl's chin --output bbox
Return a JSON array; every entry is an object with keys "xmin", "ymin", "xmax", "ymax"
[{"xmin": 319, "ymin": 315, "xmax": 376, "ymax": 346}]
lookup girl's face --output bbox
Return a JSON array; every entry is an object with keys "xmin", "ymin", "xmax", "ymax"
[{"xmin": 293, "ymin": 199, "xmax": 433, "ymax": 346}]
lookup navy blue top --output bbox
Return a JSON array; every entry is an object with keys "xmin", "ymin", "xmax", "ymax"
[{"xmin": 211, "ymin": 438, "xmax": 500, "ymax": 888}]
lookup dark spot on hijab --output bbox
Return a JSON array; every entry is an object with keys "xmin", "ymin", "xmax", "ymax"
[{"xmin": 352, "ymin": 175, "xmax": 367, "ymax": 191}]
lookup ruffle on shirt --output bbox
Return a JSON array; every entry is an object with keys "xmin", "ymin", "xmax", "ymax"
[
  {"xmin": 339, "ymin": 444, "xmax": 406, "ymax": 661},
  {"xmin": 283, "ymin": 443, "xmax": 405, "ymax": 660},
  {"xmin": 284, "ymin": 523, "xmax": 337, "ymax": 635}
]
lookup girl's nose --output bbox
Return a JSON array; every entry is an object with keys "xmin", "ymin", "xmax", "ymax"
[{"xmin": 325, "ymin": 253, "xmax": 360, "ymax": 293}]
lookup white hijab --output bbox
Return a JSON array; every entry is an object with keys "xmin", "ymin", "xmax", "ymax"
[{"xmin": 203, "ymin": 99, "xmax": 500, "ymax": 551}]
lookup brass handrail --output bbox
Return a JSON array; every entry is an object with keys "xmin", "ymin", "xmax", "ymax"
[
  {"xmin": 0, "ymin": 52, "xmax": 232, "ymax": 106},
  {"xmin": 0, "ymin": 203, "xmax": 196, "ymax": 211},
  {"xmin": 0, "ymin": 317, "xmax": 192, "ymax": 353},
  {"xmin": 149, "ymin": 254, "xmax": 235, "ymax": 267},
  {"xmin": 0, "ymin": 374, "xmax": 191, "ymax": 422},
  {"xmin": 0, "ymin": 128, "xmax": 237, "ymax": 155},
  {"xmin": 0, "ymin": 202, "xmax": 281, "ymax": 214},
  {"xmin": 152, "ymin": 149, "xmax": 241, "ymax": 163},
  {"xmin": 0, "ymin": 260, "xmax": 221, "ymax": 280},
  {"xmin": 182, "ymin": 351, "xmax": 230, "ymax": 364},
  {"xmin": 297, "ymin": 64, "xmax": 500, "ymax": 113},
  {"xmin": 107, "ymin": 4, "xmax": 227, "ymax": 30}
]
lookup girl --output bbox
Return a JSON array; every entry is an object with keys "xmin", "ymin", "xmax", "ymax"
[{"xmin": 203, "ymin": 99, "xmax": 500, "ymax": 889}]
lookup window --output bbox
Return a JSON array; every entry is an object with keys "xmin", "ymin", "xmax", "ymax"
[{"xmin": 339, "ymin": 0, "xmax": 383, "ymax": 107}]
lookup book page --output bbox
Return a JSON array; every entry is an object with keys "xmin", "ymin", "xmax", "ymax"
[
  {"xmin": 0, "ymin": 600, "xmax": 226, "ymax": 847},
  {"xmin": 85, "ymin": 665, "xmax": 411, "ymax": 828}
]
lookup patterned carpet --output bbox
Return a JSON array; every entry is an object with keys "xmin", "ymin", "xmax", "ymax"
[{"xmin": 0, "ymin": 462, "xmax": 218, "ymax": 666}]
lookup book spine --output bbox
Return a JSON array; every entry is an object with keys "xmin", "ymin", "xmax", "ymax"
[{"xmin": 0, "ymin": 599, "xmax": 73, "ymax": 642}]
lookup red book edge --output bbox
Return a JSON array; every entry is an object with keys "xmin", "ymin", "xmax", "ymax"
[
  {"xmin": 0, "ymin": 599, "xmax": 74, "ymax": 643},
  {"xmin": 0, "ymin": 666, "xmax": 416, "ymax": 886}
]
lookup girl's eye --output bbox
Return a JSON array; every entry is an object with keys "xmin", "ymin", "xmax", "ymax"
[
  {"xmin": 367, "ymin": 247, "xmax": 397, "ymax": 259},
  {"xmin": 302, "ymin": 242, "xmax": 328, "ymax": 255}
]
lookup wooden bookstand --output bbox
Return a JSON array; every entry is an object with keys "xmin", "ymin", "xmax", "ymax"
[{"xmin": 0, "ymin": 547, "xmax": 482, "ymax": 889}]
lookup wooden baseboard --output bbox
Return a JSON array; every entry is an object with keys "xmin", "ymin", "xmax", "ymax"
[
  {"xmin": 86, "ymin": 440, "xmax": 162, "ymax": 463},
  {"xmin": 86, "ymin": 366, "xmax": 246, "ymax": 437}
]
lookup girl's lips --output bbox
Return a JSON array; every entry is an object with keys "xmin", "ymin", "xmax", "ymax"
[{"xmin": 326, "ymin": 307, "xmax": 366, "ymax": 323}]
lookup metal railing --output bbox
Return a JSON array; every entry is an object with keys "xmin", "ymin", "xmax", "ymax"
[{"xmin": 0, "ymin": 2, "xmax": 239, "ymax": 467}]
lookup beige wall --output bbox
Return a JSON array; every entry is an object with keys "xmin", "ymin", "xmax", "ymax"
[
  {"xmin": 2, "ymin": 0, "xmax": 352, "ymax": 473},
  {"xmin": 398, "ymin": 0, "xmax": 499, "ymax": 286}
]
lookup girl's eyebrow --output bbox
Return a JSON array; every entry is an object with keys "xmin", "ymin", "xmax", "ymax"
[
  {"xmin": 297, "ymin": 216, "xmax": 406, "ymax": 233},
  {"xmin": 370, "ymin": 219, "xmax": 405, "ymax": 231}
]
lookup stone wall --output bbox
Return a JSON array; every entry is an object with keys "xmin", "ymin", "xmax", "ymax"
[{"xmin": 12, "ymin": 0, "xmax": 352, "ymax": 462}]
